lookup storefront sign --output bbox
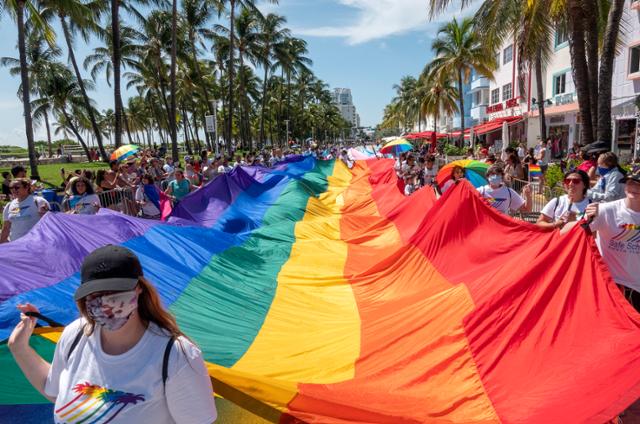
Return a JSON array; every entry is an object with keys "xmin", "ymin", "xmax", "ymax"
[
  {"xmin": 549, "ymin": 116, "xmax": 565, "ymax": 124},
  {"xmin": 505, "ymin": 98, "xmax": 519, "ymax": 108},
  {"xmin": 486, "ymin": 103, "xmax": 504, "ymax": 114}
]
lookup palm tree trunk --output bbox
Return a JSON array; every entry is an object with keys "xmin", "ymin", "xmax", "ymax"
[
  {"xmin": 457, "ymin": 71, "xmax": 464, "ymax": 147},
  {"xmin": 585, "ymin": 0, "xmax": 599, "ymax": 138},
  {"xmin": 226, "ymin": 0, "xmax": 236, "ymax": 156},
  {"xmin": 567, "ymin": 0, "xmax": 595, "ymax": 146},
  {"xmin": 44, "ymin": 111, "xmax": 53, "ymax": 157},
  {"xmin": 181, "ymin": 103, "xmax": 193, "ymax": 155},
  {"xmin": 597, "ymin": 0, "xmax": 625, "ymax": 145},
  {"xmin": 535, "ymin": 49, "xmax": 547, "ymax": 141},
  {"xmin": 169, "ymin": 0, "xmax": 179, "ymax": 162},
  {"xmin": 62, "ymin": 109, "xmax": 92, "ymax": 162},
  {"xmin": 111, "ymin": 0, "xmax": 123, "ymax": 147},
  {"xmin": 16, "ymin": 1, "xmax": 39, "ymax": 178},
  {"xmin": 60, "ymin": 15, "xmax": 108, "ymax": 162},
  {"xmin": 194, "ymin": 113, "xmax": 203, "ymax": 155},
  {"xmin": 190, "ymin": 31, "xmax": 214, "ymax": 118},
  {"xmin": 122, "ymin": 106, "xmax": 134, "ymax": 145},
  {"xmin": 259, "ymin": 62, "xmax": 269, "ymax": 148}
]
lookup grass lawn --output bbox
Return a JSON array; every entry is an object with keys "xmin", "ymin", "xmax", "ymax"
[{"xmin": 1, "ymin": 161, "xmax": 109, "ymax": 188}]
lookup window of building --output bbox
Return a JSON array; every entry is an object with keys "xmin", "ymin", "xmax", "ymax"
[
  {"xmin": 503, "ymin": 45, "xmax": 513, "ymax": 64},
  {"xmin": 554, "ymin": 73, "xmax": 566, "ymax": 95},
  {"xmin": 555, "ymin": 27, "xmax": 568, "ymax": 48},
  {"xmin": 491, "ymin": 88, "xmax": 500, "ymax": 104},
  {"xmin": 630, "ymin": 45, "xmax": 640, "ymax": 74},
  {"xmin": 495, "ymin": 53, "xmax": 500, "ymax": 69},
  {"xmin": 502, "ymin": 83, "xmax": 512, "ymax": 101}
]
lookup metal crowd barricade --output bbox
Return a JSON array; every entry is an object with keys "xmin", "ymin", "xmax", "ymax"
[{"xmin": 96, "ymin": 187, "xmax": 138, "ymax": 216}]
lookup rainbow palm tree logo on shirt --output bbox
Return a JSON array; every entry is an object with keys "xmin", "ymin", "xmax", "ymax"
[
  {"xmin": 55, "ymin": 381, "xmax": 145, "ymax": 423},
  {"xmin": 611, "ymin": 224, "xmax": 640, "ymax": 243}
]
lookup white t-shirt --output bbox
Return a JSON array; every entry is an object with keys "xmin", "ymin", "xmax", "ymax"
[
  {"xmin": 45, "ymin": 319, "xmax": 217, "ymax": 424},
  {"xmin": 477, "ymin": 185, "xmax": 525, "ymax": 214},
  {"xmin": 135, "ymin": 186, "xmax": 161, "ymax": 217},
  {"xmin": 67, "ymin": 193, "xmax": 101, "ymax": 215},
  {"xmin": 163, "ymin": 164, "xmax": 175, "ymax": 182},
  {"xmin": 441, "ymin": 179, "xmax": 457, "ymax": 193},
  {"xmin": 2, "ymin": 195, "xmax": 49, "ymax": 241},
  {"xmin": 540, "ymin": 195, "xmax": 591, "ymax": 222},
  {"xmin": 590, "ymin": 199, "xmax": 640, "ymax": 291},
  {"xmin": 423, "ymin": 166, "xmax": 438, "ymax": 185}
]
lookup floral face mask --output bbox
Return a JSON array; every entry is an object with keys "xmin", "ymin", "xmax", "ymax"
[{"xmin": 86, "ymin": 290, "xmax": 139, "ymax": 331}]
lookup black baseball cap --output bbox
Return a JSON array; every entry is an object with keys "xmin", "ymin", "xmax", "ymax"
[
  {"xmin": 619, "ymin": 166, "xmax": 640, "ymax": 184},
  {"xmin": 74, "ymin": 245, "xmax": 143, "ymax": 300}
]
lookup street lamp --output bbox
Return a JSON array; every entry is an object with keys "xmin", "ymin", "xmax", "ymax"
[{"xmin": 209, "ymin": 100, "xmax": 218, "ymax": 157}]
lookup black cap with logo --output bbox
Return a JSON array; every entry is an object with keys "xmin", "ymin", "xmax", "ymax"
[
  {"xmin": 620, "ymin": 166, "xmax": 640, "ymax": 184},
  {"xmin": 74, "ymin": 245, "xmax": 143, "ymax": 300}
]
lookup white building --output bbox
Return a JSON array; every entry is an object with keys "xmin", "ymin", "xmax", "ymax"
[
  {"xmin": 611, "ymin": 0, "xmax": 640, "ymax": 158},
  {"xmin": 332, "ymin": 88, "xmax": 360, "ymax": 129},
  {"xmin": 483, "ymin": 38, "xmax": 531, "ymax": 146}
]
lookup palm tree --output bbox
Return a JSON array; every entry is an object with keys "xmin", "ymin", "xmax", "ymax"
[
  {"xmin": 41, "ymin": 0, "xmax": 110, "ymax": 161},
  {"xmin": 183, "ymin": 0, "xmax": 219, "ymax": 151},
  {"xmin": 473, "ymin": 0, "xmax": 553, "ymax": 142},
  {"xmin": 392, "ymin": 76, "xmax": 419, "ymax": 132},
  {"xmin": 46, "ymin": 64, "xmax": 94, "ymax": 161},
  {"xmin": 276, "ymin": 36, "xmax": 311, "ymax": 143},
  {"xmin": 0, "ymin": 0, "xmax": 54, "ymax": 179},
  {"xmin": 419, "ymin": 71, "xmax": 459, "ymax": 134},
  {"xmin": 218, "ymin": 0, "xmax": 277, "ymax": 153},
  {"xmin": 1, "ymin": 30, "xmax": 61, "ymax": 157},
  {"xmin": 429, "ymin": 17, "xmax": 495, "ymax": 143},
  {"xmin": 257, "ymin": 13, "xmax": 289, "ymax": 147}
]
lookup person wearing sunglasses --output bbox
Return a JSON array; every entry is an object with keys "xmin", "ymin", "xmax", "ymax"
[
  {"xmin": 7, "ymin": 245, "xmax": 217, "ymax": 423},
  {"xmin": 1, "ymin": 178, "xmax": 50, "ymax": 243},
  {"xmin": 537, "ymin": 170, "xmax": 591, "ymax": 230}
]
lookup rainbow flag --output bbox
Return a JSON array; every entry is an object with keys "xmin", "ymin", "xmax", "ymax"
[
  {"xmin": 1, "ymin": 157, "xmax": 639, "ymax": 423},
  {"xmin": 529, "ymin": 164, "xmax": 543, "ymax": 178}
]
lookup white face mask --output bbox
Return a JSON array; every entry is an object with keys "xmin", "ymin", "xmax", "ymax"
[{"xmin": 86, "ymin": 290, "xmax": 138, "ymax": 331}]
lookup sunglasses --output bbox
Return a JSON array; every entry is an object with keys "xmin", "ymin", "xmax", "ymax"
[
  {"xmin": 564, "ymin": 178, "xmax": 583, "ymax": 185},
  {"xmin": 9, "ymin": 185, "xmax": 25, "ymax": 191}
]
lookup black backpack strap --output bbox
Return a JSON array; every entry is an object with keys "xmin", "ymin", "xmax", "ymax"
[
  {"xmin": 66, "ymin": 326, "xmax": 85, "ymax": 362},
  {"xmin": 552, "ymin": 197, "xmax": 560, "ymax": 216},
  {"xmin": 162, "ymin": 336, "xmax": 177, "ymax": 389}
]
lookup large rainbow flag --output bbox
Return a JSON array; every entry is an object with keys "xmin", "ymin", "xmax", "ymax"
[{"xmin": 1, "ymin": 156, "xmax": 640, "ymax": 423}]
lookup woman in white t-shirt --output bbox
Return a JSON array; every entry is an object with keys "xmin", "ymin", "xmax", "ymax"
[
  {"xmin": 586, "ymin": 167, "xmax": 640, "ymax": 311},
  {"xmin": 537, "ymin": 170, "xmax": 591, "ymax": 231},
  {"xmin": 135, "ymin": 174, "xmax": 162, "ymax": 219},
  {"xmin": 8, "ymin": 245, "xmax": 217, "ymax": 424},
  {"xmin": 477, "ymin": 164, "xmax": 532, "ymax": 215},
  {"xmin": 1, "ymin": 178, "xmax": 50, "ymax": 242},
  {"xmin": 64, "ymin": 177, "xmax": 101, "ymax": 215}
]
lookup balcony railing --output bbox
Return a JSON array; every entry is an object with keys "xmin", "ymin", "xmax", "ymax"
[{"xmin": 470, "ymin": 77, "xmax": 490, "ymax": 91}]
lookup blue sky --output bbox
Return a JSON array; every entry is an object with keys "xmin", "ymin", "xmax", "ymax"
[{"xmin": 0, "ymin": 0, "xmax": 475, "ymax": 147}]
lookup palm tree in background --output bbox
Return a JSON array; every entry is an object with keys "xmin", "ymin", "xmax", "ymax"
[
  {"xmin": 1, "ymin": 30, "xmax": 61, "ymax": 157},
  {"xmin": 41, "ymin": 0, "xmax": 110, "ymax": 161},
  {"xmin": 256, "ymin": 13, "xmax": 288, "ymax": 148},
  {"xmin": 0, "ymin": 0, "xmax": 54, "ymax": 178},
  {"xmin": 428, "ymin": 17, "xmax": 495, "ymax": 143},
  {"xmin": 419, "ymin": 70, "xmax": 459, "ymax": 134}
]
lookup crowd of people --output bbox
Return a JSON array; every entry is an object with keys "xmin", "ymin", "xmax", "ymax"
[{"xmin": 1, "ymin": 138, "xmax": 639, "ymax": 422}]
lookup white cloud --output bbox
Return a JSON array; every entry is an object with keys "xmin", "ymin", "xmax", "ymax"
[{"xmin": 293, "ymin": 0, "xmax": 470, "ymax": 45}]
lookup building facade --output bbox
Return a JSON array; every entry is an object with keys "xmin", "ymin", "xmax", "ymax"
[
  {"xmin": 332, "ymin": 88, "xmax": 361, "ymax": 130},
  {"xmin": 611, "ymin": 0, "xmax": 640, "ymax": 158}
]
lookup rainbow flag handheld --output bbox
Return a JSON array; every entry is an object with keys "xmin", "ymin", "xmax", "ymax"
[
  {"xmin": 1, "ymin": 157, "xmax": 640, "ymax": 423},
  {"xmin": 529, "ymin": 163, "xmax": 543, "ymax": 178}
]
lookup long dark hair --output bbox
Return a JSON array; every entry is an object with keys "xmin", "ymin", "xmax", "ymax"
[{"xmin": 71, "ymin": 177, "xmax": 95, "ymax": 195}]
